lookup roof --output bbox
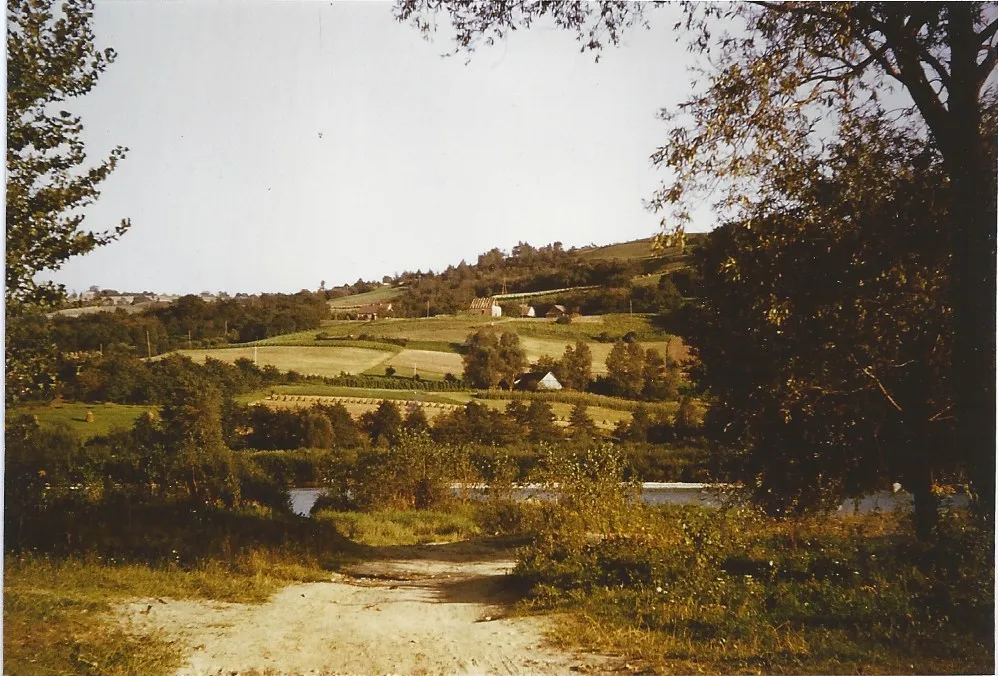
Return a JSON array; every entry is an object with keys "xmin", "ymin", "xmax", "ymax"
[
  {"xmin": 513, "ymin": 371, "xmax": 563, "ymax": 390},
  {"xmin": 357, "ymin": 302, "xmax": 392, "ymax": 314},
  {"xmin": 469, "ymin": 297, "xmax": 497, "ymax": 310}
]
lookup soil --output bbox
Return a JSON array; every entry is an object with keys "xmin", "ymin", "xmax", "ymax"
[{"xmin": 115, "ymin": 542, "xmax": 621, "ymax": 676}]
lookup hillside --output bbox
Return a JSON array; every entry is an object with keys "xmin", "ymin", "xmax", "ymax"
[{"xmin": 319, "ymin": 235, "xmax": 698, "ymax": 319}]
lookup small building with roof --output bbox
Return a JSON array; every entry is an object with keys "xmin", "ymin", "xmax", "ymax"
[{"xmin": 468, "ymin": 297, "xmax": 502, "ymax": 317}]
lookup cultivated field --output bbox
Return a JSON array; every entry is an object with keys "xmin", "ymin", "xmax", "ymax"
[
  {"xmin": 176, "ymin": 346, "xmax": 392, "ymax": 377},
  {"xmin": 255, "ymin": 394, "xmax": 465, "ymax": 422},
  {"xmin": 327, "ymin": 286, "xmax": 405, "ymax": 309},
  {"xmin": 378, "ymin": 349, "xmax": 465, "ymax": 379},
  {"xmin": 193, "ymin": 314, "xmax": 687, "ymax": 380}
]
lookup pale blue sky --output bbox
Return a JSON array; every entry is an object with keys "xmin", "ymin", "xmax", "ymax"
[{"xmin": 48, "ymin": 0, "xmax": 708, "ymax": 295}]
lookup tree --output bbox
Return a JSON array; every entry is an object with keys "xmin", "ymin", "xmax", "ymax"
[
  {"xmin": 361, "ymin": 400, "xmax": 404, "ymax": 446},
  {"xmin": 559, "ymin": 341, "xmax": 593, "ymax": 391},
  {"xmin": 641, "ymin": 347, "xmax": 669, "ymax": 401},
  {"xmin": 606, "ymin": 340, "xmax": 644, "ymax": 398},
  {"xmin": 6, "ymin": 0, "xmax": 129, "ymax": 312},
  {"xmin": 568, "ymin": 401, "xmax": 598, "ymax": 441},
  {"xmin": 625, "ymin": 404, "xmax": 652, "ymax": 443},
  {"xmin": 497, "ymin": 331, "xmax": 528, "ymax": 386},
  {"xmin": 461, "ymin": 329, "xmax": 526, "ymax": 389},
  {"xmin": 526, "ymin": 400, "xmax": 561, "ymax": 444},
  {"xmin": 461, "ymin": 329, "xmax": 502, "ymax": 389},
  {"xmin": 396, "ymin": 0, "xmax": 998, "ymax": 517},
  {"xmin": 686, "ymin": 120, "xmax": 955, "ymax": 528},
  {"xmin": 404, "ymin": 403, "xmax": 430, "ymax": 435},
  {"xmin": 6, "ymin": 0, "xmax": 130, "ymax": 404},
  {"xmin": 158, "ymin": 379, "xmax": 238, "ymax": 503}
]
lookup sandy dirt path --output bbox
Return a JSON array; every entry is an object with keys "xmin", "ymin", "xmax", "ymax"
[{"xmin": 116, "ymin": 549, "xmax": 619, "ymax": 676}]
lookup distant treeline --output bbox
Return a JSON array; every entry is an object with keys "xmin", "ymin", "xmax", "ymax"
[{"xmin": 41, "ymin": 292, "xmax": 328, "ymax": 355}]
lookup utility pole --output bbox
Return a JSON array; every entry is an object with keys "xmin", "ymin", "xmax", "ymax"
[
  {"xmin": 426, "ymin": 299, "xmax": 430, "ymax": 319},
  {"xmin": 188, "ymin": 330, "xmax": 192, "ymax": 349},
  {"xmin": 629, "ymin": 299, "xmax": 633, "ymax": 316},
  {"xmin": 146, "ymin": 329, "xmax": 152, "ymax": 359},
  {"xmin": 254, "ymin": 346, "xmax": 258, "ymax": 366}
]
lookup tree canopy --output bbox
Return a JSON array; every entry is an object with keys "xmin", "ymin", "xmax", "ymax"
[{"xmin": 6, "ymin": 0, "xmax": 130, "ymax": 313}]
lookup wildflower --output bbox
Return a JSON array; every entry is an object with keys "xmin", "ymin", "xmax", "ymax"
[{"xmin": 656, "ymin": 586, "xmax": 663, "ymax": 593}]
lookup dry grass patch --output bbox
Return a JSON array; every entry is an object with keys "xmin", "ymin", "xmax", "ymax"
[
  {"xmin": 380, "ymin": 349, "xmax": 464, "ymax": 379},
  {"xmin": 177, "ymin": 346, "xmax": 392, "ymax": 377}
]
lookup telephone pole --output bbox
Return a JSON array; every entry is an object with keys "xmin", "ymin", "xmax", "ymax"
[{"xmin": 146, "ymin": 329, "xmax": 152, "ymax": 359}]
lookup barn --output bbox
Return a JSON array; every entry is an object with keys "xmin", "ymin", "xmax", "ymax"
[
  {"xmin": 514, "ymin": 371, "xmax": 563, "ymax": 391},
  {"xmin": 468, "ymin": 297, "xmax": 502, "ymax": 317}
]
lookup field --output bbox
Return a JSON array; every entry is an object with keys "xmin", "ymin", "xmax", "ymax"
[
  {"xmin": 10, "ymin": 401, "xmax": 157, "ymax": 439},
  {"xmin": 176, "ymin": 346, "xmax": 392, "ymax": 377},
  {"xmin": 378, "ymin": 349, "xmax": 465, "ymax": 379},
  {"xmin": 246, "ymin": 383, "xmax": 473, "ymax": 405},
  {"xmin": 254, "ymin": 394, "xmax": 466, "ymax": 422},
  {"xmin": 250, "ymin": 390, "xmax": 642, "ymax": 429},
  {"xmin": 47, "ymin": 301, "xmax": 168, "ymax": 318},
  {"xmin": 327, "ymin": 285, "xmax": 405, "ymax": 309},
  {"xmin": 169, "ymin": 315, "xmax": 687, "ymax": 390}
]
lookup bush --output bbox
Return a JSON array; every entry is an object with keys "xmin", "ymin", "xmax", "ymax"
[{"xmin": 350, "ymin": 431, "xmax": 471, "ymax": 510}]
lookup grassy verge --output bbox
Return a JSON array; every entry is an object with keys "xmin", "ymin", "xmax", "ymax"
[
  {"xmin": 313, "ymin": 505, "xmax": 482, "ymax": 547},
  {"xmin": 512, "ymin": 499, "xmax": 994, "ymax": 674}
]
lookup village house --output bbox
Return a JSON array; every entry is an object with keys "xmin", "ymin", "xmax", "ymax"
[
  {"xmin": 357, "ymin": 302, "xmax": 393, "ymax": 321},
  {"xmin": 545, "ymin": 304, "xmax": 568, "ymax": 319},
  {"xmin": 514, "ymin": 371, "xmax": 563, "ymax": 392},
  {"xmin": 468, "ymin": 297, "xmax": 502, "ymax": 317},
  {"xmin": 517, "ymin": 304, "xmax": 536, "ymax": 318}
]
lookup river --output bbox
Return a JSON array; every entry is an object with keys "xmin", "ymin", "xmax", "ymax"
[{"xmin": 287, "ymin": 484, "xmax": 958, "ymax": 517}]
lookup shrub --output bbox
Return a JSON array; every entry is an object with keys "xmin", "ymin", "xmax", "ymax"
[{"xmin": 350, "ymin": 431, "xmax": 471, "ymax": 510}]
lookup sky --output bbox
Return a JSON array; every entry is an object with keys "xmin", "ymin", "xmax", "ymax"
[{"xmin": 46, "ymin": 1, "xmax": 710, "ymax": 295}]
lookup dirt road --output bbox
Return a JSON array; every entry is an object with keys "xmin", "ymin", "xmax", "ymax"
[{"xmin": 116, "ymin": 545, "xmax": 618, "ymax": 676}]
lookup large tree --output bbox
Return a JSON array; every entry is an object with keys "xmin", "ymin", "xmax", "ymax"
[
  {"xmin": 6, "ymin": 0, "xmax": 129, "ymax": 402},
  {"xmin": 689, "ymin": 118, "xmax": 955, "ymax": 531},
  {"xmin": 397, "ymin": 1, "xmax": 998, "ymax": 516},
  {"xmin": 6, "ymin": 0, "xmax": 129, "ymax": 311}
]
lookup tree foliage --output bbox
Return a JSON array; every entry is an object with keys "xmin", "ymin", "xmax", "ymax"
[
  {"xmin": 6, "ymin": 0, "xmax": 129, "ymax": 312},
  {"xmin": 687, "ymin": 119, "xmax": 955, "ymax": 525},
  {"xmin": 461, "ymin": 329, "xmax": 526, "ymax": 389}
]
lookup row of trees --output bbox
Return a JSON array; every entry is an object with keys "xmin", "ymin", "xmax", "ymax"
[
  {"xmin": 237, "ymin": 397, "xmax": 701, "ymax": 452},
  {"xmin": 48, "ymin": 291, "xmax": 329, "ymax": 352},
  {"xmin": 461, "ymin": 330, "xmax": 683, "ymax": 402}
]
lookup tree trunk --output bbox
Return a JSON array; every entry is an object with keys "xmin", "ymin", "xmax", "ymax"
[{"xmin": 945, "ymin": 7, "xmax": 997, "ymax": 521}]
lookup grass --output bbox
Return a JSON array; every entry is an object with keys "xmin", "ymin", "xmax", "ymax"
[
  {"xmin": 512, "ymin": 500, "xmax": 994, "ymax": 675},
  {"xmin": 312, "ymin": 506, "xmax": 482, "ymax": 547},
  {"xmin": 326, "ymin": 285, "xmax": 405, "ymax": 309},
  {"xmin": 375, "ymin": 349, "xmax": 465, "ymax": 380},
  {"xmin": 9, "ymin": 401, "xmax": 157, "ymax": 440},
  {"xmin": 175, "ymin": 345, "xmax": 393, "ymax": 377}
]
